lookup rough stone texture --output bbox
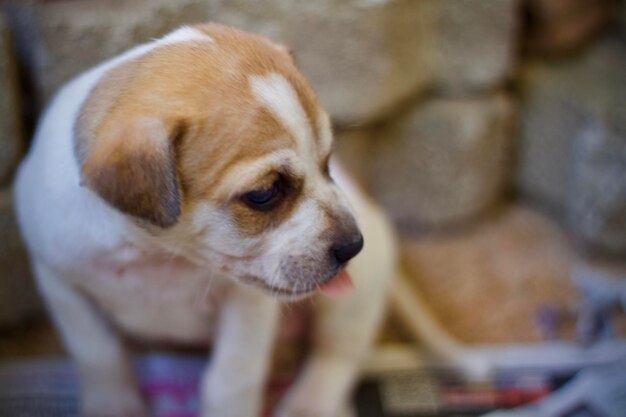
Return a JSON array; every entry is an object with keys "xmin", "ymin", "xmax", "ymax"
[
  {"xmin": 0, "ymin": 189, "xmax": 40, "ymax": 328},
  {"xmin": 210, "ymin": 0, "xmax": 437, "ymax": 125},
  {"xmin": 433, "ymin": 0, "xmax": 519, "ymax": 94},
  {"xmin": 402, "ymin": 205, "xmax": 582, "ymax": 344},
  {"xmin": 363, "ymin": 92, "xmax": 516, "ymax": 231},
  {"xmin": 0, "ymin": 12, "xmax": 23, "ymax": 187},
  {"xmin": 516, "ymin": 87, "xmax": 578, "ymax": 214},
  {"xmin": 23, "ymin": 0, "xmax": 213, "ymax": 107},
  {"xmin": 616, "ymin": 0, "xmax": 626, "ymax": 37},
  {"xmin": 569, "ymin": 114, "xmax": 626, "ymax": 256},
  {"xmin": 334, "ymin": 128, "xmax": 372, "ymax": 187},
  {"xmin": 16, "ymin": 0, "xmax": 518, "ymax": 124},
  {"xmin": 524, "ymin": 0, "xmax": 615, "ymax": 57},
  {"xmin": 517, "ymin": 37, "xmax": 626, "ymax": 255}
]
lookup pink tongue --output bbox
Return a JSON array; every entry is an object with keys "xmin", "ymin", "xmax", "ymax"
[{"xmin": 320, "ymin": 269, "xmax": 354, "ymax": 298}]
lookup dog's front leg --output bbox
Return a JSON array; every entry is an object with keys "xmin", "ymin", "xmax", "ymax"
[
  {"xmin": 276, "ymin": 283, "xmax": 388, "ymax": 417},
  {"xmin": 276, "ymin": 289, "xmax": 387, "ymax": 417},
  {"xmin": 276, "ymin": 205, "xmax": 394, "ymax": 417},
  {"xmin": 200, "ymin": 284, "xmax": 280, "ymax": 417},
  {"xmin": 33, "ymin": 260, "xmax": 147, "ymax": 417}
]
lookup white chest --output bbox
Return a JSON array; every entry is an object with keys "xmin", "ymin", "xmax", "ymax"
[{"xmin": 77, "ymin": 255, "xmax": 229, "ymax": 344}]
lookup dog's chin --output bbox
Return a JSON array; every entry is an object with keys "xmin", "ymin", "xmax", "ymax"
[
  {"xmin": 238, "ymin": 274, "xmax": 320, "ymax": 302},
  {"xmin": 273, "ymin": 291, "xmax": 316, "ymax": 302}
]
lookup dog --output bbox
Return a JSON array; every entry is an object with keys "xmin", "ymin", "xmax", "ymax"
[{"xmin": 14, "ymin": 23, "xmax": 397, "ymax": 417}]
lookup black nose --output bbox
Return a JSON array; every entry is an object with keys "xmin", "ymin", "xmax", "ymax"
[{"xmin": 331, "ymin": 234, "xmax": 364, "ymax": 264}]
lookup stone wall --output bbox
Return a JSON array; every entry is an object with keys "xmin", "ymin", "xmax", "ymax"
[
  {"xmin": 339, "ymin": 93, "xmax": 517, "ymax": 230},
  {"xmin": 518, "ymin": 36, "xmax": 626, "ymax": 256},
  {"xmin": 0, "ymin": 12, "xmax": 22, "ymax": 186},
  {"xmin": 0, "ymin": 0, "xmax": 624, "ymax": 342},
  {"xmin": 0, "ymin": 12, "xmax": 36, "ymax": 328},
  {"xmin": 7, "ymin": 0, "xmax": 519, "ymax": 123}
]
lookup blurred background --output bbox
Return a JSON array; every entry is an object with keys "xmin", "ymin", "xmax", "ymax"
[{"xmin": 0, "ymin": 0, "xmax": 624, "ymax": 416}]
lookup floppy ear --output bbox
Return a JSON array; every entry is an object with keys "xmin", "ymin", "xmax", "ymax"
[{"xmin": 79, "ymin": 117, "xmax": 182, "ymax": 228}]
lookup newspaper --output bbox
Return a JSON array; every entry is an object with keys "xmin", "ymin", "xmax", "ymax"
[
  {"xmin": 0, "ymin": 350, "xmax": 625, "ymax": 417},
  {"xmin": 482, "ymin": 359, "xmax": 626, "ymax": 417},
  {"xmin": 0, "ymin": 354, "xmax": 290, "ymax": 417},
  {"xmin": 354, "ymin": 344, "xmax": 626, "ymax": 417}
]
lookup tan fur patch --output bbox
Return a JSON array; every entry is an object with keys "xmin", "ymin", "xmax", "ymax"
[
  {"xmin": 80, "ymin": 118, "xmax": 182, "ymax": 227},
  {"xmin": 75, "ymin": 23, "xmax": 326, "ymax": 233}
]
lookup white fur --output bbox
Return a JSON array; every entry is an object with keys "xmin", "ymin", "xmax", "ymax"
[
  {"xmin": 246, "ymin": 76, "xmax": 352, "ymax": 291},
  {"xmin": 14, "ymin": 27, "xmax": 395, "ymax": 417},
  {"xmin": 216, "ymin": 148, "xmax": 300, "ymax": 199},
  {"xmin": 159, "ymin": 26, "xmax": 215, "ymax": 45},
  {"xmin": 318, "ymin": 111, "xmax": 334, "ymax": 157},
  {"xmin": 250, "ymin": 73, "xmax": 314, "ymax": 160}
]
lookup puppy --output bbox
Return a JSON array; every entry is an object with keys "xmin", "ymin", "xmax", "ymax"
[{"xmin": 14, "ymin": 23, "xmax": 396, "ymax": 417}]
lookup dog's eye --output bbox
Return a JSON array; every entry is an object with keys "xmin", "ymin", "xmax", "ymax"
[{"xmin": 242, "ymin": 181, "xmax": 281, "ymax": 212}]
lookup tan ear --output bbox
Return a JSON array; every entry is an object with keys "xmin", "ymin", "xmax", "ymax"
[{"xmin": 79, "ymin": 117, "xmax": 182, "ymax": 228}]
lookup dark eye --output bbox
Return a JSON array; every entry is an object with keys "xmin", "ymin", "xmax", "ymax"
[{"xmin": 242, "ymin": 181, "xmax": 281, "ymax": 212}]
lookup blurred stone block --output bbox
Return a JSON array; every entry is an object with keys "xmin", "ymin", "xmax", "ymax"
[
  {"xmin": 363, "ymin": 92, "xmax": 516, "ymax": 231},
  {"xmin": 0, "ymin": 188, "xmax": 40, "ymax": 328},
  {"xmin": 402, "ymin": 205, "xmax": 580, "ymax": 344},
  {"xmin": 525, "ymin": 0, "xmax": 615, "ymax": 57},
  {"xmin": 569, "ymin": 114, "xmax": 626, "ymax": 256},
  {"xmin": 15, "ymin": 0, "xmax": 518, "ymax": 125},
  {"xmin": 517, "ymin": 37, "xmax": 626, "ymax": 255},
  {"xmin": 433, "ymin": 0, "xmax": 519, "ymax": 94},
  {"xmin": 0, "ymin": 12, "xmax": 23, "ymax": 187},
  {"xmin": 516, "ymin": 90, "xmax": 577, "ymax": 214},
  {"xmin": 22, "ymin": 0, "xmax": 212, "ymax": 107},
  {"xmin": 216, "ymin": 0, "xmax": 436, "ymax": 125},
  {"xmin": 334, "ymin": 128, "xmax": 372, "ymax": 187},
  {"xmin": 620, "ymin": 0, "xmax": 626, "ymax": 38},
  {"xmin": 219, "ymin": 0, "xmax": 519, "ymax": 123}
]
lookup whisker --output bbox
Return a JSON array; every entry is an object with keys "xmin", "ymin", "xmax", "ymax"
[{"xmin": 193, "ymin": 269, "xmax": 215, "ymax": 310}]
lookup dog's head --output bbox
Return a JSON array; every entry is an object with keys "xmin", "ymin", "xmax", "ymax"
[{"xmin": 75, "ymin": 24, "xmax": 362, "ymax": 299}]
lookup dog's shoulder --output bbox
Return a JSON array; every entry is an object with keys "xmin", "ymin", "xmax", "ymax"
[{"xmin": 14, "ymin": 27, "xmax": 218, "ymax": 267}]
